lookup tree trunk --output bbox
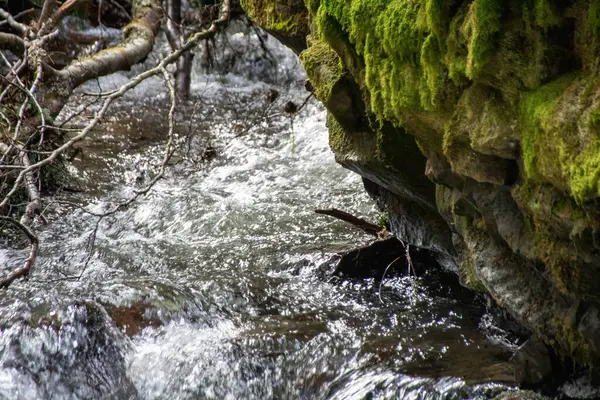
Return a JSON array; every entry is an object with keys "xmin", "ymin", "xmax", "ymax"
[
  {"xmin": 166, "ymin": 0, "xmax": 194, "ymax": 100},
  {"xmin": 176, "ymin": 52, "xmax": 193, "ymax": 100}
]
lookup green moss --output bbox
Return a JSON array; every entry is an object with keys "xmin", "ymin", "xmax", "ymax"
[
  {"xmin": 300, "ymin": 37, "xmax": 344, "ymax": 103},
  {"xmin": 463, "ymin": 0, "xmax": 502, "ymax": 79},
  {"xmin": 567, "ymin": 143, "xmax": 600, "ymax": 202},
  {"xmin": 520, "ymin": 74, "xmax": 578, "ymax": 183},
  {"xmin": 305, "ymin": 0, "xmax": 320, "ymax": 15},
  {"xmin": 532, "ymin": 0, "xmax": 562, "ymax": 28},
  {"xmin": 241, "ymin": 0, "xmax": 309, "ymax": 37},
  {"xmin": 510, "ymin": 182, "xmax": 600, "ymax": 299},
  {"xmin": 518, "ymin": 72, "xmax": 600, "ymax": 203},
  {"xmin": 421, "ymin": 34, "xmax": 444, "ymax": 108},
  {"xmin": 314, "ymin": 0, "xmax": 461, "ymax": 119},
  {"xmin": 550, "ymin": 311, "xmax": 597, "ymax": 368},
  {"xmin": 589, "ymin": 0, "xmax": 600, "ymax": 36}
]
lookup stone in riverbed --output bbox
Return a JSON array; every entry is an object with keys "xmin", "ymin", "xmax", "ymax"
[
  {"xmin": 334, "ymin": 237, "xmax": 437, "ymax": 279},
  {"xmin": 510, "ymin": 336, "xmax": 554, "ymax": 387},
  {"xmin": 494, "ymin": 389, "xmax": 551, "ymax": 400}
]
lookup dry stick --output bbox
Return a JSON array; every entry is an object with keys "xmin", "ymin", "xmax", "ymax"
[
  {"xmin": 0, "ymin": 57, "xmax": 27, "ymax": 104},
  {"xmin": 38, "ymin": 0, "xmax": 58, "ymax": 29},
  {"xmin": 0, "ymin": 216, "xmax": 39, "ymax": 289},
  {"xmin": 0, "ymin": 32, "xmax": 26, "ymax": 55},
  {"xmin": 0, "ymin": 54, "xmax": 47, "ymax": 148},
  {"xmin": 0, "ymin": 9, "xmax": 34, "ymax": 28},
  {"xmin": 0, "ymin": 8, "xmax": 29, "ymax": 35},
  {"xmin": 398, "ymin": 238, "xmax": 416, "ymax": 276},
  {"xmin": 315, "ymin": 208, "xmax": 382, "ymax": 237},
  {"xmin": 19, "ymin": 152, "xmax": 42, "ymax": 227},
  {"xmin": 377, "ymin": 239, "xmax": 416, "ymax": 304},
  {"xmin": 38, "ymin": 0, "xmax": 85, "ymax": 36},
  {"xmin": 378, "ymin": 256, "xmax": 403, "ymax": 304}
]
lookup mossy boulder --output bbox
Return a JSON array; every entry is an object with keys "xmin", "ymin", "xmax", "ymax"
[
  {"xmin": 243, "ymin": 0, "xmax": 600, "ymax": 371},
  {"xmin": 240, "ymin": 0, "xmax": 310, "ymax": 53}
]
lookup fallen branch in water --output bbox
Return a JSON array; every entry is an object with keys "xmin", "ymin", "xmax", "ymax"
[
  {"xmin": 0, "ymin": 216, "xmax": 39, "ymax": 289},
  {"xmin": 315, "ymin": 208, "xmax": 384, "ymax": 238}
]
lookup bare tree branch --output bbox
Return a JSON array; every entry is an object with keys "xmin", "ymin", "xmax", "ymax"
[
  {"xmin": 315, "ymin": 208, "xmax": 382, "ymax": 237},
  {"xmin": 0, "ymin": 32, "xmax": 26, "ymax": 55},
  {"xmin": 0, "ymin": 8, "xmax": 34, "ymax": 28},
  {"xmin": 0, "ymin": 9, "xmax": 29, "ymax": 36},
  {"xmin": 0, "ymin": 216, "xmax": 39, "ymax": 289},
  {"xmin": 60, "ymin": 0, "xmax": 163, "ymax": 87},
  {"xmin": 38, "ymin": 0, "xmax": 58, "ymax": 30}
]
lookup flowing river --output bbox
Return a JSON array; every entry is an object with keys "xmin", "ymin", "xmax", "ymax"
[{"xmin": 0, "ymin": 24, "xmax": 566, "ymax": 400}]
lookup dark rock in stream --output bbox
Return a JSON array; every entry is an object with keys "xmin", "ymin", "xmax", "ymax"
[
  {"xmin": 109, "ymin": 302, "xmax": 162, "ymax": 336},
  {"xmin": 510, "ymin": 337, "xmax": 555, "ymax": 388},
  {"xmin": 0, "ymin": 300, "xmax": 137, "ymax": 399},
  {"xmin": 334, "ymin": 237, "xmax": 439, "ymax": 279},
  {"xmin": 494, "ymin": 389, "xmax": 551, "ymax": 400}
]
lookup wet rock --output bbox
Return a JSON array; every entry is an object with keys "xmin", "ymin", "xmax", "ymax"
[
  {"xmin": 494, "ymin": 389, "xmax": 551, "ymax": 400},
  {"xmin": 334, "ymin": 237, "xmax": 437, "ymax": 279},
  {"xmin": 110, "ymin": 302, "xmax": 162, "ymax": 336},
  {"xmin": 578, "ymin": 307, "xmax": 600, "ymax": 352},
  {"xmin": 334, "ymin": 238, "xmax": 404, "ymax": 279},
  {"xmin": 510, "ymin": 337, "xmax": 554, "ymax": 387},
  {"xmin": 0, "ymin": 300, "xmax": 137, "ymax": 399}
]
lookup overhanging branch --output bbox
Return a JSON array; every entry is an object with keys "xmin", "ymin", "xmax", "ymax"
[{"xmin": 60, "ymin": 0, "xmax": 163, "ymax": 88}]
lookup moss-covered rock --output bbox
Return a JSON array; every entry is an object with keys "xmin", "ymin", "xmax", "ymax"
[
  {"xmin": 241, "ymin": 0, "xmax": 310, "ymax": 53},
  {"xmin": 243, "ymin": 0, "xmax": 600, "ymax": 372}
]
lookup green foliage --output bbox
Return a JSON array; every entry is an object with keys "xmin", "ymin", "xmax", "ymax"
[
  {"xmin": 378, "ymin": 214, "xmax": 390, "ymax": 230},
  {"xmin": 588, "ymin": 0, "xmax": 600, "ymax": 36}
]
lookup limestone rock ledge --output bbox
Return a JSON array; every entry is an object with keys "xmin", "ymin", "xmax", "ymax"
[{"xmin": 241, "ymin": 0, "xmax": 600, "ymax": 369}]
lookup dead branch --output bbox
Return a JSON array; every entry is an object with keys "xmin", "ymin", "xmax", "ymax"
[
  {"xmin": 0, "ymin": 216, "xmax": 39, "ymax": 289},
  {"xmin": 315, "ymin": 208, "xmax": 382, "ymax": 237},
  {"xmin": 38, "ymin": 0, "xmax": 58, "ymax": 29},
  {"xmin": 0, "ymin": 32, "xmax": 26, "ymax": 55},
  {"xmin": 39, "ymin": 0, "xmax": 86, "ymax": 36},
  {"xmin": 19, "ymin": 152, "xmax": 42, "ymax": 227},
  {"xmin": 60, "ymin": 0, "xmax": 163, "ymax": 88},
  {"xmin": 0, "ymin": 8, "xmax": 34, "ymax": 28},
  {"xmin": 0, "ymin": 8, "xmax": 29, "ymax": 36}
]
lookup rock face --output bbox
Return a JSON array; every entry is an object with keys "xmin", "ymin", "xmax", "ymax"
[{"xmin": 241, "ymin": 0, "xmax": 600, "ymax": 369}]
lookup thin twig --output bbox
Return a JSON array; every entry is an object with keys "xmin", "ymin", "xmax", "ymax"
[{"xmin": 378, "ymin": 256, "xmax": 402, "ymax": 304}]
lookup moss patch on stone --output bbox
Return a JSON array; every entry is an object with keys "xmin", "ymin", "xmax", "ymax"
[
  {"xmin": 300, "ymin": 36, "xmax": 343, "ymax": 103},
  {"xmin": 241, "ymin": 0, "xmax": 310, "ymax": 43}
]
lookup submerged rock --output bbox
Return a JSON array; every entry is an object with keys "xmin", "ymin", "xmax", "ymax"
[
  {"xmin": 334, "ymin": 237, "xmax": 405, "ymax": 279},
  {"xmin": 510, "ymin": 337, "xmax": 554, "ymax": 387},
  {"xmin": 0, "ymin": 300, "xmax": 137, "ymax": 399},
  {"xmin": 242, "ymin": 0, "xmax": 600, "ymax": 373},
  {"xmin": 494, "ymin": 390, "xmax": 551, "ymax": 400},
  {"xmin": 334, "ymin": 237, "xmax": 438, "ymax": 279}
]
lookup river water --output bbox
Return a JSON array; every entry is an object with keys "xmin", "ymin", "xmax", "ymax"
[{"xmin": 0, "ymin": 24, "xmax": 538, "ymax": 400}]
